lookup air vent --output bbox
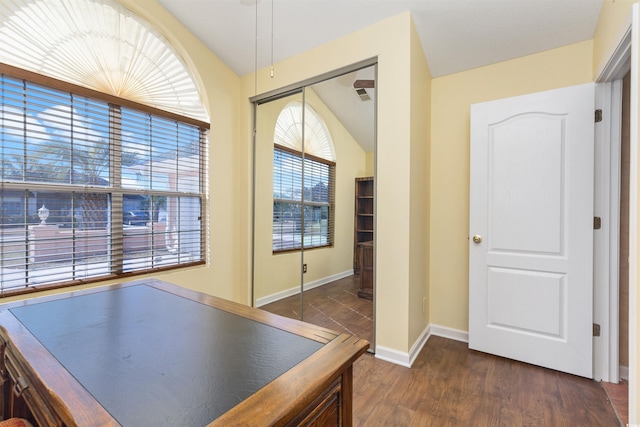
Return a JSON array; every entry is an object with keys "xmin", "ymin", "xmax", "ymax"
[{"xmin": 355, "ymin": 88, "xmax": 371, "ymax": 101}]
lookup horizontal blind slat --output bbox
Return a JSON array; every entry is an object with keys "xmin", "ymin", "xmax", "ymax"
[{"xmin": 1, "ymin": 71, "xmax": 206, "ymax": 295}]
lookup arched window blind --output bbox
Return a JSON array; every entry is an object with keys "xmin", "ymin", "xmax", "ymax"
[
  {"xmin": 272, "ymin": 102, "xmax": 335, "ymax": 252},
  {"xmin": 274, "ymin": 102, "xmax": 335, "ymax": 162},
  {"xmin": 0, "ymin": 0, "xmax": 208, "ymax": 123}
]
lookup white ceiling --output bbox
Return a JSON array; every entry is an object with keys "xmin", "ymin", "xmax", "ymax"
[
  {"xmin": 156, "ymin": 0, "xmax": 603, "ymax": 153},
  {"xmin": 157, "ymin": 0, "xmax": 603, "ymax": 78},
  {"xmin": 311, "ymin": 66, "xmax": 376, "ymax": 152}
]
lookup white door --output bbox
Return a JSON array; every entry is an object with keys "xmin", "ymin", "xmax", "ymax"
[{"xmin": 469, "ymin": 83, "xmax": 595, "ymax": 378}]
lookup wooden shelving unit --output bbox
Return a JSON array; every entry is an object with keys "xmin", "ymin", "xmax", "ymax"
[{"xmin": 354, "ymin": 177, "xmax": 374, "ymax": 273}]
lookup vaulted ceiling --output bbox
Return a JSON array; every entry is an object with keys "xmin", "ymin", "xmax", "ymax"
[
  {"xmin": 157, "ymin": 0, "xmax": 603, "ymax": 78},
  {"xmin": 156, "ymin": 0, "xmax": 604, "ymax": 152}
]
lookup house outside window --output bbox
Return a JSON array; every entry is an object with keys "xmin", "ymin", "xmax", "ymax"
[{"xmin": 272, "ymin": 102, "xmax": 335, "ymax": 252}]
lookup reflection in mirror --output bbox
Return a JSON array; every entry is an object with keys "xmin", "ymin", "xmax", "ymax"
[
  {"xmin": 253, "ymin": 91, "xmax": 304, "ymax": 321},
  {"xmin": 300, "ymin": 67, "xmax": 375, "ymax": 346},
  {"xmin": 253, "ymin": 65, "xmax": 375, "ymax": 348}
]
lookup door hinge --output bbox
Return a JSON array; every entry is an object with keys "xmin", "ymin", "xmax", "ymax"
[
  {"xmin": 594, "ymin": 216, "xmax": 602, "ymax": 230},
  {"xmin": 595, "ymin": 109, "xmax": 603, "ymax": 123},
  {"xmin": 593, "ymin": 323, "xmax": 601, "ymax": 337}
]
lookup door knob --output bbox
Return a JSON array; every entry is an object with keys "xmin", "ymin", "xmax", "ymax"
[{"xmin": 472, "ymin": 235, "xmax": 482, "ymax": 244}]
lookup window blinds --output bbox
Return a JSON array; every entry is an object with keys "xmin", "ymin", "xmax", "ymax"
[
  {"xmin": 272, "ymin": 145, "xmax": 334, "ymax": 252},
  {"xmin": 0, "ymin": 73, "xmax": 206, "ymax": 295}
]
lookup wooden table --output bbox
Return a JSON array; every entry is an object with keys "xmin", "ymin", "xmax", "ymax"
[{"xmin": 0, "ymin": 279, "xmax": 369, "ymax": 426}]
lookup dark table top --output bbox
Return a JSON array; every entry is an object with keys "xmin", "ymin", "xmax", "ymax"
[{"xmin": 9, "ymin": 284, "xmax": 325, "ymax": 426}]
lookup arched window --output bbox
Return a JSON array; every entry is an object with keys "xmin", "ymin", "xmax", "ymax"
[
  {"xmin": 272, "ymin": 102, "xmax": 335, "ymax": 251},
  {"xmin": 274, "ymin": 102, "xmax": 335, "ymax": 162},
  {"xmin": 0, "ymin": 0, "xmax": 208, "ymax": 296},
  {"xmin": 0, "ymin": 0, "xmax": 208, "ymax": 122}
]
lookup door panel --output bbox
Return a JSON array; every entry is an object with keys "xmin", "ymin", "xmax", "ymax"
[
  {"xmin": 489, "ymin": 114, "xmax": 564, "ymax": 253},
  {"xmin": 469, "ymin": 83, "xmax": 595, "ymax": 378},
  {"xmin": 487, "ymin": 268, "xmax": 563, "ymax": 336}
]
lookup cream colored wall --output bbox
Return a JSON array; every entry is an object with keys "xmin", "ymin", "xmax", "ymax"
[
  {"xmin": 429, "ymin": 40, "xmax": 594, "ymax": 331},
  {"xmin": 365, "ymin": 152, "xmax": 375, "ymax": 176},
  {"xmin": 253, "ymin": 89, "xmax": 367, "ymax": 301},
  {"xmin": 409, "ymin": 20, "xmax": 431, "ymax": 345},
  {"xmin": 243, "ymin": 12, "xmax": 426, "ymax": 353},
  {"xmin": 593, "ymin": 0, "xmax": 635, "ymax": 75},
  {"xmin": 254, "ymin": 95, "xmax": 303, "ymax": 300}
]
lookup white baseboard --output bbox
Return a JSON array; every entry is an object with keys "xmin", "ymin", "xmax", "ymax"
[
  {"xmin": 255, "ymin": 286, "xmax": 299, "ymax": 308},
  {"xmin": 620, "ymin": 365, "xmax": 629, "ymax": 380},
  {"xmin": 255, "ymin": 269, "xmax": 353, "ymax": 307},
  {"xmin": 408, "ymin": 324, "xmax": 431, "ymax": 365},
  {"xmin": 374, "ymin": 345, "xmax": 413, "ymax": 368},
  {"xmin": 375, "ymin": 324, "xmax": 431, "ymax": 368},
  {"xmin": 429, "ymin": 324, "xmax": 469, "ymax": 343},
  {"xmin": 304, "ymin": 269, "xmax": 353, "ymax": 292},
  {"xmin": 375, "ymin": 323, "xmax": 469, "ymax": 368}
]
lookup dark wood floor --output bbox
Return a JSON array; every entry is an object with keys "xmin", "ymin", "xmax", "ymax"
[
  {"xmin": 262, "ymin": 276, "xmax": 621, "ymax": 426},
  {"xmin": 352, "ymin": 336, "xmax": 621, "ymax": 426},
  {"xmin": 603, "ymin": 379, "xmax": 629, "ymax": 426},
  {"xmin": 260, "ymin": 274, "xmax": 373, "ymax": 344}
]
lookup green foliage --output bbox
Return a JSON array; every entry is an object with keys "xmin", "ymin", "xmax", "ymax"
[{"xmin": 23, "ymin": 140, "xmax": 141, "ymax": 229}]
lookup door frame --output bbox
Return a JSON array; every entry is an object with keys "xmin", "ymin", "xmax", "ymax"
[
  {"xmin": 594, "ymin": 7, "xmax": 640, "ymax": 414},
  {"xmin": 592, "ymin": 1, "xmax": 632, "ymax": 392},
  {"xmin": 594, "ymin": 80, "xmax": 623, "ymax": 383}
]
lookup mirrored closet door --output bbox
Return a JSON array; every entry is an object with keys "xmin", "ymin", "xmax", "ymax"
[
  {"xmin": 252, "ymin": 63, "xmax": 376, "ymax": 348},
  {"xmin": 253, "ymin": 90, "xmax": 304, "ymax": 320}
]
